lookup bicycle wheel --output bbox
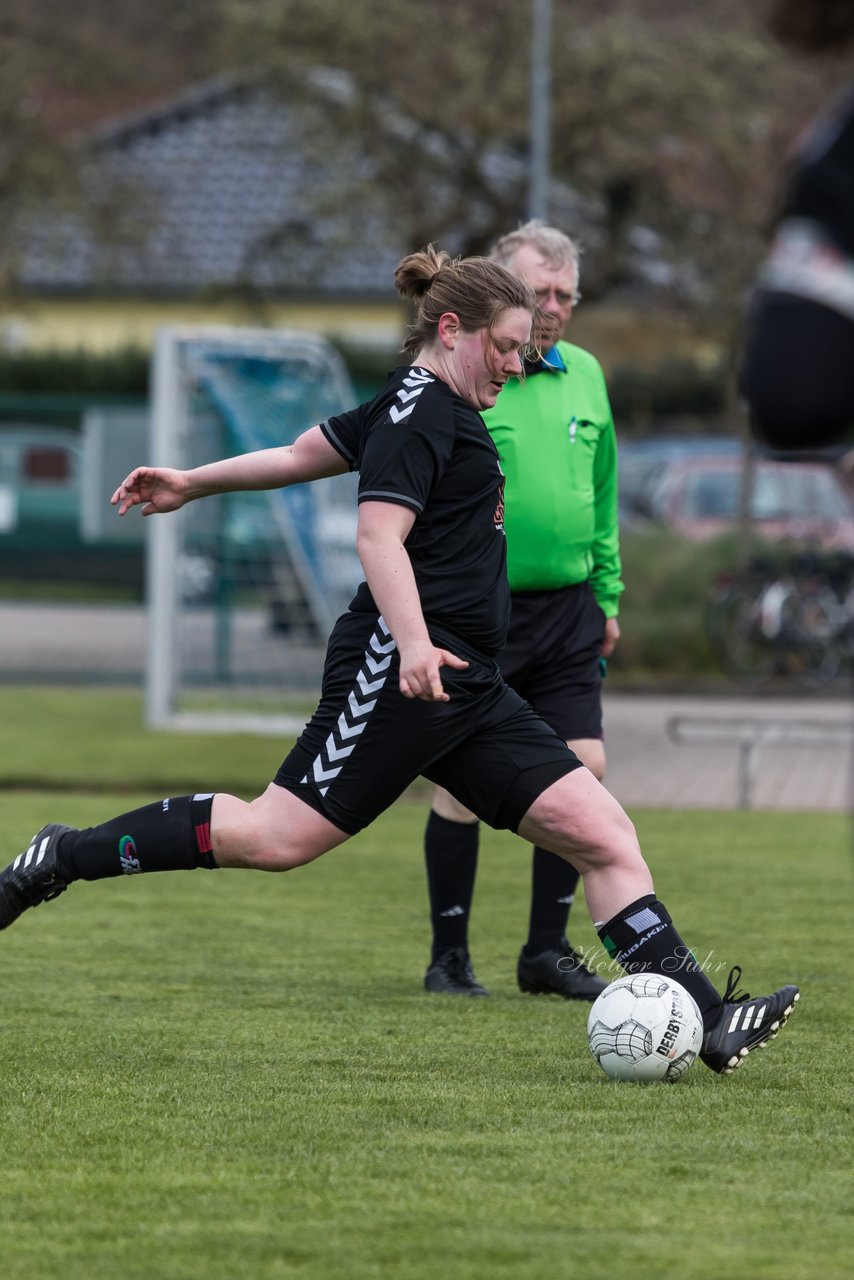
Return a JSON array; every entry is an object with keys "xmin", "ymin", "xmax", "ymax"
[
  {"xmin": 705, "ymin": 579, "xmax": 778, "ymax": 687},
  {"xmin": 781, "ymin": 584, "xmax": 844, "ymax": 688}
]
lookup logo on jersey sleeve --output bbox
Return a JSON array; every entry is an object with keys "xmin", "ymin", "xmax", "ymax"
[{"xmin": 388, "ymin": 368, "xmax": 434, "ymax": 424}]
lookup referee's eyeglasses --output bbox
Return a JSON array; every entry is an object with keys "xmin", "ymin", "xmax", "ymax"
[{"xmin": 534, "ymin": 286, "xmax": 581, "ymax": 308}]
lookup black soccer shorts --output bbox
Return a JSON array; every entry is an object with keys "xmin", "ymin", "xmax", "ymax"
[
  {"xmin": 274, "ymin": 610, "xmax": 583, "ymax": 835},
  {"xmin": 499, "ymin": 582, "xmax": 606, "ymax": 742}
]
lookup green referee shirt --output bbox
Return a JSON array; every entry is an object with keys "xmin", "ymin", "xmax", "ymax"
[{"xmin": 482, "ymin": 339, "xmax": 624, "ymax": 617}]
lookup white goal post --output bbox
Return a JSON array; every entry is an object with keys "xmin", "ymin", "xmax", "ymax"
[{"xmin": 145, "ymin": 325, "xmax": 362, "ymax": 734}]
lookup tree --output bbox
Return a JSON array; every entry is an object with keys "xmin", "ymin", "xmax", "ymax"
[
  {"xmin": 0, "ymin": 19, "xmax": 77, "ymax": 297},
  {"xmin": 214, "ymin": 2, "xmax": 835, "ymax": 303},
  {"xmin": 4, "ymin": 0, "xmax": 848, "ymax": 373},
  {"xmin": 0, "ymin": 0, "xmax": 218, "ymax": 301}
]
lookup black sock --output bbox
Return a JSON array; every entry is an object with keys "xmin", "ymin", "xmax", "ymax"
[
  {"xmin": 424, "ymin": 811, "xmax": 480, "ymax": 962},
  {"xmin": 597, "ymin": 895, "xmax": 722, "ymax": 1025},
  {"xmin": 56, "ymin": 794, "xmax": 217, "ymax": 882},
  {"xmin": 524, "ymin": 846, "xmax": 580, "ymax": 955}
]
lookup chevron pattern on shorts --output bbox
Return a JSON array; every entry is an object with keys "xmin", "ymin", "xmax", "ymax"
[{"xmin": 302, "ymin": 617, "xmax": 396, "ymax": 796}]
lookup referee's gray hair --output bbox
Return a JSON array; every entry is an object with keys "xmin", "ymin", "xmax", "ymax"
[{"xmin": 490, "ymin": 220, "xmax": 581, "ymax": 279}]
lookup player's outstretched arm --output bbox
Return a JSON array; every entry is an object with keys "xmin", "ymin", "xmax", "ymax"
[{"xmin": 112, "ymin": 425, "xmax": 348, "ymax": 517}]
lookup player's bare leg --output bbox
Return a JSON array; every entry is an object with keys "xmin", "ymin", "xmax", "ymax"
[
  {"xmin": 210, "ymin": 784, "xmax": 351, "ymax": 870},
  {"xmin": 517, "ymin": 767, "xmax": 651, "ymax": 925}
]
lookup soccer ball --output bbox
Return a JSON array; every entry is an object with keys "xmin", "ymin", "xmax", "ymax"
[{"xmin": 587, "ymin": 975, "xmax": 703, "ymax": 1082}]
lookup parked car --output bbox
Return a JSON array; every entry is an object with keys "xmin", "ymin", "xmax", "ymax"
[
  {"xmin": 647, "ymin": 455, "xmax": 854, "ymax": 550},
  {"xmin": 618, "ymin": 435, "xmax": 742, "ymax": 524}
]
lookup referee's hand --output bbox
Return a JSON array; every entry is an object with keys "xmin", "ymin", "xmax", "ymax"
[{"xmin": 399, "ymin": 645, "xmax": 468, "ymax": 702}]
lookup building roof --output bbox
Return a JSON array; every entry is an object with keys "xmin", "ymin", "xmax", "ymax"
[
  {"xmin": 27, "ymin": 69, "xmax": 726, "ymax": 328},
  {"xmin": 15, "ymin": 74, "xmax": 606, "ymax": 303},
  {"xmin": 15, "ymin": 77, "xmax": 410, "ymax": 299}
]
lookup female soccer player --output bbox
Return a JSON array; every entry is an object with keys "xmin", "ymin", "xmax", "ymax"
[{"xmin": 0, "ymin": 247, "xmax": 798, "ymax": 1074}]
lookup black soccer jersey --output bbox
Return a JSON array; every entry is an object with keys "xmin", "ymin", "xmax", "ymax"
[{"xmin": 320, "ymin": 365, "xmax": 511, "ymax": 655}]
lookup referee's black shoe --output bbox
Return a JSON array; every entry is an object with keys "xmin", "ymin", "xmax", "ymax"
[
  {"xmin": 424, "ymin": 947, "xmax": 490, "ymax": 997},
  {"xmin": 700, "ymin": 967, "xmax": 800, "ymax": 1074},
  {"xmin": 517, "ymin": 938, "xmax": 608, "ymax": 1001},
  {"xmin": 0, "ymin": 824, "xmax": 75, "ymax": 930}
]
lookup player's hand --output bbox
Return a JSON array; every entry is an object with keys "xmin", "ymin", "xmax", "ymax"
[
  {"xmin": 111, "ymin": 467, "xmax": 189, "ymax": 517},
  {"xmin": 399, "ymin": 646, "xmax": 469, "ymax": 702}
]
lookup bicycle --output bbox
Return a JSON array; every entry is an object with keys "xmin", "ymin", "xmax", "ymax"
[{"xmin": 705, "ymin": 551, "xmax": 851, "ymax": 689}]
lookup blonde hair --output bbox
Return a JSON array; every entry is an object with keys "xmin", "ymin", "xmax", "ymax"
[{"xmin": 395, "ymin": 245, "xmax": 535, "ymax": 357}]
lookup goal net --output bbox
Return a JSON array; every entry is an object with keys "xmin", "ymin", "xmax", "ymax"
[{"xmin": 145, "ymin": 326, "xmax": 362, "ymax": 734}]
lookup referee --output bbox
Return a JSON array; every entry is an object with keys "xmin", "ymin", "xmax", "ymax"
[{"xmin": 424, "ymin": 222, "xmax": 622, "ymax": 1001}]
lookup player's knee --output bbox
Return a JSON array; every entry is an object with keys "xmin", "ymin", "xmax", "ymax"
[
  {"xmin": 577, "ymin": 814, "xmax": 639, "ymax": 870},
  {"xmin": 237, "ymin": 783, "xmax": 347, "ymax": 871},
  {"xmin": 534, "ymin": 783, "xmax": 639, "ymax": 869},
  {"xmin": 251, "ymin": 831, "xmax": 317, "ymax": 871},
  {"xmin": 236, "ymin": 808, "xmax": 318, "ymax": 872}
]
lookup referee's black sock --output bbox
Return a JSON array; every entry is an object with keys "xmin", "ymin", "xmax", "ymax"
[
  {"xmin": 523, "ymin": 845, "xmax": 580, "ymax": 955},
  {"xmin": 597, "ymin": 895, "xmax": 722, "ymax": 1024},
  {"xmin": 424, "ymin": 811, "xmax": 480, "ymax": 962},
  {"xmin": 56, "ymin": 794, "xmax": 218, "ymax": 882}
]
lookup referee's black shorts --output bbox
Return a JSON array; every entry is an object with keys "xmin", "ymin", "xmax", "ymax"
[
  {"xmin": 500, "ymin": 582, "xmax": 606, "ymax": 742},
  {"xmin": 274, "ymin": 610, "xmax": 583, "ymax": 836}
]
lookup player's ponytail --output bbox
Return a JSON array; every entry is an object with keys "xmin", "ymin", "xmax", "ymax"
[{"xmin": 394, "ymin": 246, "xmax": 453, "ymax": 301}]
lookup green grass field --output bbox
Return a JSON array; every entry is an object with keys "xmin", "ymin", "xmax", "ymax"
[{"xmin": 0, "ymin": 690, "xmax": 851, "ymax": 1279}]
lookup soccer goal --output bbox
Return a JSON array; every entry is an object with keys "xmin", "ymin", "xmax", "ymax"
[{"xmin": 145, "ymin": 325, "xmax": 362, "ymax": 734}]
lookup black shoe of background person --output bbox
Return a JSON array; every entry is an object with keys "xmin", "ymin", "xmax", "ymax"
[
  {"xmin": 0, "ymin": 824, "xmax": 76, "ymax": 930},
  {"xmin": 700, "ymin": 966, "xmax": 800, "ymax": 1074},
  {"xmin": 424, "ymin": 947, "xmax": 490, "ymax": 997},
  {"xmin": 517, "ymin": 937, "xmax": 608, "ymax": 1001}
]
